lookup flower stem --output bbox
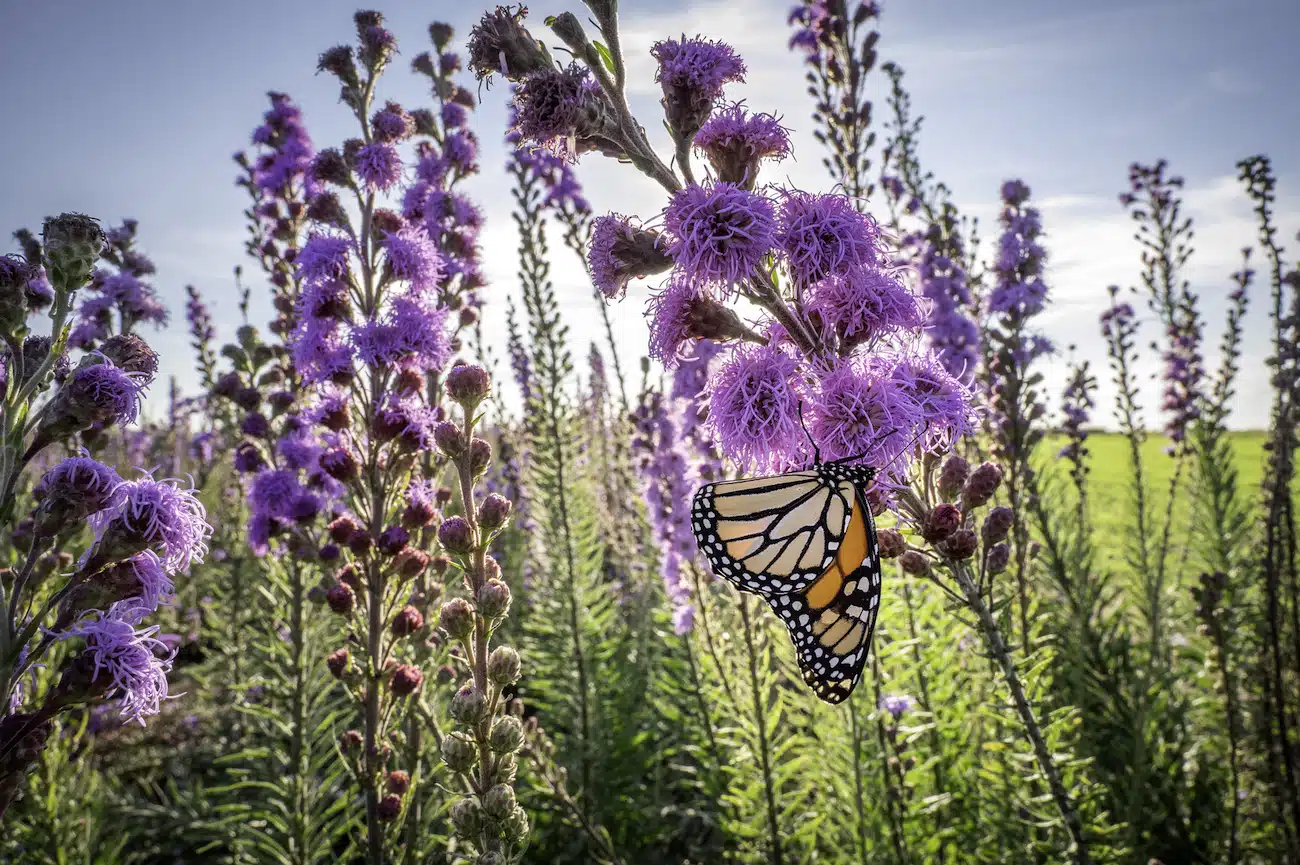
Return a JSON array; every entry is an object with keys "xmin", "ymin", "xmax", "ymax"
[{"xmin": 950, "ymin": 562, "xmax": 1091, "ymax": 865}]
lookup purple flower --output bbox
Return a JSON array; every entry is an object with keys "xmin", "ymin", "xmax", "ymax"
[
  {"xmin": 809, "ymin": 267, "xmax": 922, "ymax": 348},
  {"xmin": 888, "ymin": 352, "xmax": 978, "ymax": 450},
  {"xmin": 92, "ymin": 473, "xmax": 212, "ymax": 573},
  {"xmin": 291, "ymin": 317, "xmax": 355, "ymax": 385},
  {"xmin": 355, "ymin": 142, "xmax": 403, "ymax": 191},
  {"xmin": 371, "ymin": 101, "xmax": 414, "ymax": 143},
  {"xmin": 588, "ymin": 214, "xmax": 674, "ymax": 299},
  {"xmin": 389, "ymin": 298, "xmax": 452, "ymax": 371},
  {"xmin": 664, "ymin": 183, "xmax": 776, "ymax": 295},
  {"xmin": 807, "ymin": 357, "xmax": 921, "ymax": 470},
  {"xmin": 645, "ymin": 277, "xmax": 756, "ymax": 367},
  {"xmin": 788, "ymin": 1, "xmax": 831, "ymax": 58},
  {"xmin": 249, "ymin": 469, "xmax": 302, "ymax": 520},
  {"xmin": 383, "ymin": 226, "xmax": 443, "ymax": 293},
  {"xmin": 879, "ymin": 693, "xmax": 914, "ymax": 720},
  {"xmin": 36, "ymin": 456, "xmax": 122, "ymax": 517},
  {"xmin": 443, "ymin": 131, "xmax": 479, "ymax": 173},
  {"xmin": 511, "ymin": 64, "xmax": 605, "ymax": 161},
  {"xmin": 296, "ymin": 234, "xmax": 354, "ymax": 284},
  {"xmin": 706, "ymin": 344, "xmax": 807, "ymax": 471},
  {"xmin": 916, "ymin": 230, "xmax": 979, "ymax": 382},
  {"xmin": 693, "ymin": 103, "xmax": 791, "ymax": 187},
  {"xmin": 112, "ymin": 552, "xmax": 175, "ymax": 618},
  {"xmin": 249, "ymin": 93, "xmax": 316, "ymax": 195},
  {"xmin": 65, "ymin": 360, "xmax": 148, "ymax": 426},
  {"xmin": 777, "ymin": 190, "xmax": 883, "ymax": 290},
  {"xmin": 57, "ymin": 603, "xmax": 174, "ymax": 724},
  {"xmin": 652, "ymin": 37, "xmax": 746, "ymax": 99}
]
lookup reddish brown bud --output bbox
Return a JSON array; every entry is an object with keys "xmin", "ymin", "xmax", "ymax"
[
  {"xmin": 877, "ymin": 528, "xmax": 905, "ymax": 559},
  {"xmin": 962, "ymin": 462, "xmax": 1004, "ymax": 510},
  {"xmin": 899, "ymin": 550, "xmax": 930, "ymax": 576},
  {"xmin": 391, "ymin": 605, "xmax": 425, "ymax": 637},
  {"xmin": 982, "ymin": 507, "xmax": 1014, "ymax": 545},
  {"xmin": 326, "ymin": 583, "xmax": 355, "ymax": 615},
  {"xmin": 941, "ymin": 528, "xmax": 978, "ymax": 560},
  {"xmin": 938, "ymin": 455, "xmax": 970, "ymax": 500},
  {"xmin": 389, "ymin": 664, "xmax": 423, "ymax": 697},
  {"xmin": 327, "ymin": 648, "xmax": 350, "ymax": 679},
  {"xmin": 921, "ymin": 503, "xmax": 962, "ymax": 543}
]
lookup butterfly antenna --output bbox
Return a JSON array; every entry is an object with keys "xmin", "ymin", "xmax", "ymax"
[
  {"xmin": 829, "ymin": 427, "xmax": 900, "ymax": 466},
  {"xmin": 876, "ymin": 421, "xmax": 933, "ymax": 475},
  {"xmin": 798, "ymin": 401, "xmax": 822, "ymax": 464}
]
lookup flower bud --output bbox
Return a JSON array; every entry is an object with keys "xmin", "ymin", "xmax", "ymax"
[
  {"xmin": 489, "ymin": 715, "xmax": 523, "ymax": 753},
  {"xmin": 326, "ymin": 648, "xmax": 350, "ymax": 679},
  {"xmin": 938, "ymin": 455, "xmax": 970, "ymax": 500},
  {"xmin": 921, "ymin": 503, "xmax": 962, "ymax": 543},
  {"xmin": 339, "ymin": 729, "xmax": 363, "ymax": 753},
  {"xmin": 328, "ymin": 516, "xmax": 361, "ymax": 544},
  {"xmin": 42, "ymin": 213, "xmax": 105, "ymax": 290},
  {"xmin": 466, "ymin": 6, "xmax": 554, "ymax": 81},
  {"xmin": 502, "ymin": 807, "xmax": 529, "ymax": 847},
  {"xmin": 99, "ymin": 333, "xmax": 159, "ymax": 383},
  {"xmin": 487, "ymin": 646, "xmax": 521, "ymax": 686},
  {"xmin": 477, "ymin": 494, "xmax": 512, "ymax": 532},
  {"xmin": 348, "ymin": 531, "xmax": 374, "ymax": 556},
  {"xmin": 439, "ymin": 598, "xmax": 475, "ymax": 640},
  {"xmin": 438, "ymin": 516, "xmax": 475, "ymax": 555},
  {"xmin": 469, "ymin": 437, "xmax": 492, "ymax": 476},
  {"xmin": 378, "ymin": 525, "xmax": 409, "ymax": 556},
  {"xmin": 377, "ymin": 794, "xmax": 402, "ymax": 822},
  {"xmin": 450, "ymin": 797, "xmax": 483, "ymax": 836},
  {"xmin": 985, "ymin": 542, "xmax": 1010, "ymax": 575},
  {"xmin": 0, "ymin": 255, "xmax": 38, "ymax": 333},
  {"xmin": 482, "ymin": 784, "xmax": 516, "ymax": 822},
  {"xmin": 391, "ymin": 605, "xmax": 425, "ymax": 638},
  {"xmin": 877, "ymin": 528, "xmax": 905, "ymax": 559},
  {"xmin": 394, "ymin": 547, "xmax": 430, "ymax": 579},
  {"xmin": 941, "ymin": 528, "xmax": 978, "ymax": 560},
  {"xmin": 386, "ymin": 770, "xmax": 411, "ymax": 795},
  {"xmin": 962, "ymin": 462, "xmax": 1004, "ymax": 510},
  {"xmin": 477, "ymin": 580, "xmax": 511, "ymax": 621},
  {"xmin": 450, "ymin": 684, "xmax": 489, "ymax": 725},
  {"xmin": 326, "ymin": 583, "xmax": 355, "ymax": 615},
  {"xmin": 389, "ymin": 664, "xmax": 423, "ymax": 697},
  {"xmin": 442, "ymin": 732, "xmax": 477, "ymax": 773},
  {"xmin": 444, "ymin": 363, "xmax": 491, "ymax": 408},
  {"xmin": 321, "ymin": 447, "xmax": 359, "ymax": 481},
  {"xmin": 899, "ymin": 550, "xmax": 930, "ymax": 576},
  {"xmin": 336, "ymin": 563, "xmax": 361, "ymax": 591},
  {"xmin": 982, "ymin": 506, "xmax": 1014, "ymax": 545},
  {"xmin": 434, "ymin": 421, "xmax": 466, "ymax": 458}
]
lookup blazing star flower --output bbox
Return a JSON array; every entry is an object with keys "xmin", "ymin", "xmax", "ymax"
[
  {"xmin": 693, "ymin": 104, "xmax": 790, "ymax": 187},
  {"xmin": 888, "ymin": 352, "xmax": 978, "ymax": 450},
  {"xmin": 105, "ymin": 552, "xmax": 175, "ymax": 620},
  {"xmin": 511, "ymin": 64, "xmax": 606, "ymax": 161},
  {"xmin": 389, "ymin": 298, "xmax": 452, "ymax": 371},
  {"xmin": 383, "ymin": 226, "xmax": 443, "ymax": 293},
  {"xmin": 777, "ymin": 190, "xmax": 884, "ymax": 290},
  {"xmin": 787, "ymin": 1, "xmax": 831, "ymax": 58},
  {"xmin": 664, "ymin": 183, "xmax": 776, "ymax": 295},
  {"xmin": 810, "ymin": 267, "xmax": 922, "ymax": 348},
  {"xmin": 371, "ymin": 101, "xmax": 414, "ymax": 143},
  {"xmin": 706, "ymin": 343, "xmax": 807, "ymax": 471},
  {"xmin": 443, "ymin": 131, "xmax": 479, "ymax": 174},
  {"xmin": 248, "ymin": 469, "xmax": 302, "ymax": 521},
  {"xmin": 63, "ymin": 359, "xmax": 149, "ymax": 427},
  {"xmin": 36, "ymin": 456, "xmax": 122, "ymax": 518},
  {"xmin": 250, "ymin": 93, "xmax": 316, "ymax": 195},
  {"xmin": 297, "ymin": 234, "xmax": 354, "ymax": 284},
  {"xmin": 588, "ymin": 214, "xmax": 675, "ymax": 299},
  {"xmin": 646, "ymin": 277, "xmax": 759, "ymax": 367},
  {"xmin": 292, "ymin": 317, "xmax": 355, "ymax": 385},
  {"xmin": 57, "ymin": 603, "xmax": 174, "ymax": 724},
  {"xmin": 917, "ymin": 232, "xmax": 980, "ymax": 382},
  {"xmin": 91, "ymin": 473, "xmax": 212, "ymax": 574},
  {"xmin": 651, "ymin": 37, "xmax": 746, "ymax": 137},
  {"xmin": 807, "ymin": 357, "xmax": 922, "ymax": 470},
  {"xmin": 355, "ymin": 142, "xmax": 403, "ymax": 191}
]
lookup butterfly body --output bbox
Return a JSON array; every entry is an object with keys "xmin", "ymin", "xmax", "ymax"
[{"xmin": 691, "ymin": 462, "xmax": 882, "ymax": 703}]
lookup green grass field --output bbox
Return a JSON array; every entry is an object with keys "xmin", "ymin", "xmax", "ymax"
[{"xmin": 1038, "ymin": 430, "xmax": 1268, "ymax": 578}]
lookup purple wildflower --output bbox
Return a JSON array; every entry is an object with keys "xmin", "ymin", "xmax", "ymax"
[
  {"xmin": 57, "ymin": 603, "xmax": 174, "ymax": 724},
  {"xmin": 706, "ymin": 343, "xmax": 806, "ymax": 471},
  {"xmin": 809, "ymin": 267, "xmax": 922, "ymax": 349},
  {"xmin": 807, "ymin": 357, "xmax": 921, "ymax": 470},
  {"xmin": 915, "ymin": 227, "xmax": 979, "ymax": 382},
  {"xmin": 66, "ymin": 360, "xmax": 148, "ymax": 426},
  {"xmin": 91, "ymin": 473, "xmax": 212, "ymax": 573},
  {"xmin": 663, "ymin": 183, "xmax": 776, "ymax": 295},
  {"xmin": 296, "ymin": 234, "xmax": 354, "ymax": 284},
  {"xmin": 371, "ymin": 101, "xmax": 414, "ymax": 143},
  {"xmin": 588, "ymin": 214, "xmax": 674, "ymax": 299},
  {"xmin": 383, "ymin": 226, "xmax": 443, "ymax": 293},
  {"xmin": 511, "ymin": 64, "xmax": 606, "ymax": 161},
  {"xmin": 651, "ymin": 37, "xmax": 746, "ymax": 137},
  {"xmin": 249, "ymin": 469, "xmax": 302, "ymax": 520},
  {"xmin": 693, "ymin": 104, "xmax": 790, "ymax": 187},
  {"xmin": 888, "ymin": 351, "xmax": 978, "ymax": 450},
  {"xmin": 355, "ymin": 142, "xmax": 403, "ymax": 191},
  {"xmin": 879, "ymin": 693, "xmax": 914, "ymax": 720},
  {"xmin": 777, "ymin": 190, "xmax": 883, "ymax": 290}
]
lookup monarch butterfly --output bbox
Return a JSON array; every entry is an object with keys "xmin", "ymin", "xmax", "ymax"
[{"xmin": 691, "ymin": 458, "xmax": 882, "ymax": 704}]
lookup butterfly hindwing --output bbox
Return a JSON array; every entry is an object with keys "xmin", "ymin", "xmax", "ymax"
[
  {"xmin": 691, "ymin": 463, "xmax": 882, "ymax": 703},
  {"xmin": 761, "ymin": 489, "xmax": 881, "ymax": 703},
  {"xmin": 691, "ymin": 470, "xmax": 855, "ymax": 596}
]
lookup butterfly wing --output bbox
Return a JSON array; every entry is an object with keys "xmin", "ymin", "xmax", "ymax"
[
  {"xmin": 691, "ymin": 470, "xmax": 856, "ymax": 596},
  {"xmin": 762, "ymin": 486, "xmax": 881, "ymax": 702}
]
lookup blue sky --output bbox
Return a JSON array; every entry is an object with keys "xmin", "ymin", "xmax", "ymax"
[{"xmin": 1, "ymin": 0, "xmax": 1297, "ymax": 427}]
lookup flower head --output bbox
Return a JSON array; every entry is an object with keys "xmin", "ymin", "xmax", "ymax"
[
  {"xmin": 693, "ymin": 104, "xmax": 790, "ymax": 187},
  {"xmin": 706, "ymin": 344, "xmax": 806, "ymax": 471},
  {"xmin": 888, "ymin": 352, "xmax": 977, "ymax": 450},
  {"xmin": 651, "ymin": 37, "xmax": 746, "ymax": 137},
  {"xmin": 588, "ymin": 215, "xmax": 674, "ymax": 299},
  {"xmin": 777, "ymin": 190, "xmax": 883, "ymax": 289},
  {"xmin": 35, "ymin": 456, "xmax": 122, "ymax": 528},
  {"xmin": 383, "ymin": 226, "xmax": 443, "ymax": 293},
  {"xmin": 807, "ymin": 357, "xmax": 921, "ymax": 470},
  {"xmin": 355, "ymin": 142, "xmax": 403, "ymax": 191},
  {"xmin": 664, "ymin": 183, "xmax": 775, "ymax": 295},
  {"xmin": 91, "ymin": 473, "xmax": 212, "ymax": 573},
  {"xmin": 57, "ymin": 604, "xmax": 174, "ymax": 724},
  {"xmin": 467, "ymin": 5, "xmax": 554, "ymax": 82},
  {"xmin": 647, "ymin": 277, "xmax": 759, "ymax": 367},
  {"xmin": 809, "ymin": 267, "xmax": 921, "ymax": 349},
  {"xmin": 511, "ymin": 64, "xmax": 608, "ymax": 161},
  {"xmin": 296, "ymin": 234, "xmax": 354, "ymax": 284},
  {"xmin": 61, "ymin": 359, "xmax": 149, "ymax": 428},
  {"xmin": 249, "ymin": 469, "xmax": 302, "ymax": 520},
  {"xmin": 879, "ymin": 693, "xmax": 914, "ymax": 720}
]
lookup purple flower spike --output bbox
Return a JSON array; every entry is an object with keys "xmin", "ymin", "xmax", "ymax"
[
  {"xmin": 296, "ymin": 234, "xmax": 354, "ymax": 284},
  {"xmin": 777, "ymin": 190, "xmax": 884, "ymax": 290},
  {"xmin": 664, "ymin": 183, "xmax": 776, "ymax": 295},
  {"xmin": 706, "ymin": 343, "xmax": 806, "ymax": 472},
  {"xmin": 383, "ymin": 226, "xmax": 443, "ymax": 294},
  {"xmin": 58, "ymin": 603, "xmax": 175, "ymax": 724},
  {"xmin": 888, "ymin": 352, "xmax": 978, "ymax": 450}
]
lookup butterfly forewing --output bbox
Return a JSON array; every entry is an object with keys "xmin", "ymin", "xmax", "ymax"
[{"xmin": 691, "ymin": 464, "xmax": 882, "ymax": 703}]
